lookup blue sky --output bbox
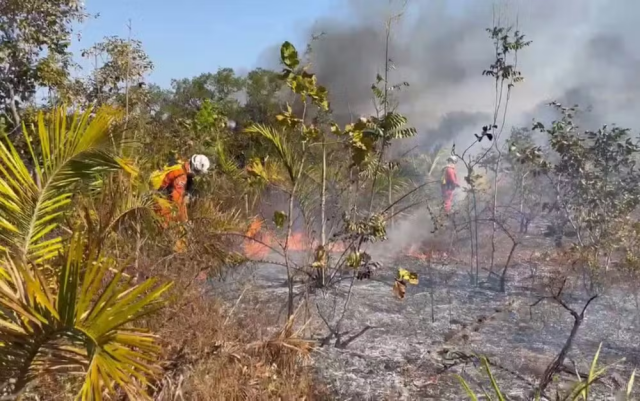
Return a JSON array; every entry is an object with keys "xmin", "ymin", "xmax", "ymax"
[{"xmin": 72, "ymin": 0, "xmax": 340, "ymax": 87}]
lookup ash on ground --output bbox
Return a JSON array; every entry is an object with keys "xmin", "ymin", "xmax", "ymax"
[{"xmin": 208, "ymin": 254, "xmax": 640, "ymax": 400}]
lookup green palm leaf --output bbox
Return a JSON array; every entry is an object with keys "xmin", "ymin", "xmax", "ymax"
[
  {"xmin": 381, "ymin": 112, "xmax": 417, "ymax": 139},
  {"xmin": 215, "ymin": 140, "xmax": 244, "ymax": 181},
  {"xmin": 0, "ymin": 232, "xmax": 172, "ymax": 400},
  {"xmin": 244, "ymin": 124, "xmax": 299, "ymax": 184},
  {"xmin": 0, "ymin": 106, "xmax": 136, "ymax": 263}
]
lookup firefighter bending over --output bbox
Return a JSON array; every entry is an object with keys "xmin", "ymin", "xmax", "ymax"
[
  {"xmin": 441, "ymin": 156, "xmax": 460, "ymax": 214},
  {"xmin": 151, "ymin": 154, "xmax": 211, "ymax": 226}
]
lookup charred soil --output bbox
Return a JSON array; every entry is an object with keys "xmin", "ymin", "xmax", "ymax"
[{"xmin": 209, "ymin": 244, "xmax": 640, "ymax": 400}]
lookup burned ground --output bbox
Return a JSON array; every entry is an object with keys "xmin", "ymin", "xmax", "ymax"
[{"xmin": 208, "ymin": 241, "xmax": 640, "ymax": 400}]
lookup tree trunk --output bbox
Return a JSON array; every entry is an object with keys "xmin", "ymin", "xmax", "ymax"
[
  {"xmin": 466, "ymin": 194, "xmax": 475, "ymax": 282},
  {"xmin": 388, "ymin": 168, "xmax": 394, "ymax": 229},
  {"xmin": 320, "ymin": 137, "xmax": 327, "ymax": 287},
  {"xmin": 490, "ymin": 153, "xmax": 502, "ymax": 272},
  {"xmin": 499, "ymin": 241, "xmax": 518, "ymax": 292},
  {"xmin": 8, "ymin": 86, "xmax": 21, "ymax": 133},
  {"xmin": 536, "ymin": 295, "xmax": 598, "ymax": 396},
  {"xmin": 472, "ymin": 190, "xmax": 480, "ymax": 286},
  {"xmin": 537, "ymin": 315, "xmax": 582, "ymax": 395}
]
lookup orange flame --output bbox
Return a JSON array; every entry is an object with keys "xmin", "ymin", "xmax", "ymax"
[
  {"xmin": 405, "ymin": 243, "xmax": 449, "ymax": 261},
  {"xmin": 242, "ymin": 218, "xmax": 349, "ymax": 258},
  {"xmin": 243, "ymin": 218, "xmax": 271, "ymax": 259},
  {"xmin": 243, "ymin": 218, "xmax": 453, "ymax": 263},
  {"xmin": 286, "ymin": 232, "xmax": 310, "ymax": 251},
  {"xmin": 326, "ymin": 241, "xmax": 346, "ymax": 253}
]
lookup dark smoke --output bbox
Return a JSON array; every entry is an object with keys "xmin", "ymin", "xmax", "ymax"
[
  {"xmin": 256, "ymin": 0, "xmax": 640, "ymax": 151},
  {"xmin": 420, "ymin": 111, "xmax": 490, "ymax": 152}
]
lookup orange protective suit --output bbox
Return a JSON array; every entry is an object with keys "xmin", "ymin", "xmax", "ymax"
[
  {"xmin": 155, "ymin": 161, "xmax": 193, "ymax": 226},
  {"xmin": 441, "ymin": 164, "xmax": 459, "ymax": 213}
]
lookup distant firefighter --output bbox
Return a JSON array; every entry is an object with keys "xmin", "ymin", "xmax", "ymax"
[{"xmin": 441, "ymin": 156, "xmax": 460, "ymax": 213}]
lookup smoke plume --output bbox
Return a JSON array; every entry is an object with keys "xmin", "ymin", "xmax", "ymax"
[
  {"xmin": 259, "ymin": 0, "xmax": 640, "ymax": 149},
  {"xmin": 256, "ymin": 0, "xmax": 640, "ymax": 256}
]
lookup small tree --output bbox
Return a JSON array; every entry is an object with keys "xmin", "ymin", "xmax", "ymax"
[
  {"xmin": 516, "ymin": 102, "xmax": 640, "ymax": 286},
  {"xmin": 0, "ymin": 0, "xmax": 87, "ymax": 130},
  {"xmin": 481, "ymin": 22, "xmax": 531, "ymax": 272},
  {"xmin": 82, "ymin": 35, "xmax": 154, "ymax": 109}
]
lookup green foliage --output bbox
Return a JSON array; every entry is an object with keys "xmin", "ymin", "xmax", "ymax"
[
  {"xmin": 280, "ymin": 41, "xmax": 300, "ymax": 70},
  {"xmin": 245, "ymin": 124, "xmax": 299, "ymax": 184},
  {"xmin": 0, "ymin": 0, "xmax": 87, "ymax": 127},
  {"xmin": 193, "ymin": 98, "xmax": 230, "ymax": 136},
  {"xmin": 371, "ymin": 73, "xmax": 409, "ymax": 112},
  {"xmin": 482, "ymin": 26, "xmax": 531, "ymax": 86},
  {"xmin": 0, "ymin": 231, "xmax": 171, "ymax": 400},
  {"xmin": 341, "ymin": 213, "xmax": 387, "ymax": 243},
  {"xmin": 346, "ymin": 251, "xmax": 364, "ymax": 269},
  {"xmin": 0, "ymin": 106, "xmax": 135, "ymax": 263},
  {"xmin": 273, "ymin": 210, "xmax": 287, "ymax": 229},
  {"xmin": 279, "ymin": 42, "xmax": 329, "ymax": 111},
  {"xmin": 514, "ymin": 102, "xmax": 640, "ymax": 253},
  {"xmin": 82, "ymin": 36, "xmax": 154, "ymax": 105},
  {"xmin": 329, "ymin": 112, "xmax": 416, "ymax": 172},
  {"xmin": 169, "ymin": 68, "xmax": 245, "ymax": 119},
  {"xmin": 331, "ymin": 118, "xmax": 377, "ymax": 168},
  {"xmin": 244, "ymin": 68, "xmax": 284, "ymax": 124}
]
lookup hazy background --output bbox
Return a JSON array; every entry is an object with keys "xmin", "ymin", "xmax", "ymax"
[{"xmin": 257, "ymin": 0, "xmax": 640, "ymax": 152}]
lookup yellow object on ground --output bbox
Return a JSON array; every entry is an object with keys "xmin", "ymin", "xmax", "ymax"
[
  {"xmin": 173, "ymin": 238, "xmax": 187, "ymax": 253},
  {"xmin": 398, "ymin": 268, "xmax": 419, "ymax": 285}
]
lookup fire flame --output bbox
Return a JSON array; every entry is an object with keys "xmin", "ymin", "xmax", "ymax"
[
  {"xmin": 243, "ymin": 218, "xmax": 347, "ymax": 258},
  {"xmin": 405, "ymin": 244, "xmax": 449, "ymax": 261},
  {"xmin": 242, "ymin": 218, "xmax": 447, "ymax": 260},
  {"xmin": 243, "ymin": 218, "xmax": 271, "ymax": 259}
]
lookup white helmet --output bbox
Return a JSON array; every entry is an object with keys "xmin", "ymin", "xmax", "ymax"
[
  {"xmin": 447, "ymin": 155, "xmax": 458, "ymax": 164},
  {"xmin": 190, "ymin": 154, "xmax": 210, "ymax": 174}
]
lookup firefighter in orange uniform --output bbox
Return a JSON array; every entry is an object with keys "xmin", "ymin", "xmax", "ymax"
[
  {"xmin": 153, "ymin": 154, "xmax": 210, "ymax": 226},
  {"xmin": 441, "ymin": 156, "xmax": 460, "ymax": 214}
]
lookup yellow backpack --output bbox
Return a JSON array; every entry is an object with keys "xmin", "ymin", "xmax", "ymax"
[
  {"xmin": 149, "ymin": 162, "xmax": 184, "ymax": 191},
  {"xmin": 441, "ymin": 166, "xmax": 449, "ymax": 185}
]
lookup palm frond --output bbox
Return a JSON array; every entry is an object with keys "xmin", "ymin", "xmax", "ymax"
[
  {"xmin": 459, "ymin": 348, "xmax": 632, "ymax": 401},
  {"xmin": 0, "ymin": 232, "xmax": 172, "ymax": 400},
  {"xmin": 456, "ymin": 375, "xmax": 478, "ymax": 401},
  {"xmin": 244, "ymin": 124, "xmax": 299, "ymax": 184},
  {"xmin": 0, "ymin": 106, "xmax": 134, "ymax": 263},
  {"xmin": 382, "ymin": 112, "xmax": 417, "ymax": 139},
  {"xmin": 567, "ymin": 344, "xmax": 624, "ymax": 400},
  {"xmin": 481, "ymin": 357, "xmax": 506, "ymax": 401},
  {"xmin": 215, "ymin": 141, "xmax": 243, "ymax": 181}
]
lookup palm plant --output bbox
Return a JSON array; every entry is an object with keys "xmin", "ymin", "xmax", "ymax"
[
  {"xmin": 0, "ymin": 232, "xmax": 172, "ymax": 400},
  {"xmin": 0, "ymin": 106, "xmax": 136, "ymax": 263},
  {"xmin": 0, "ymin": 105, "xmax": 171, "ymax": 399},
  {"xmin": 244, "ymin": 124, "xmax": 300, "ymax": 186}
]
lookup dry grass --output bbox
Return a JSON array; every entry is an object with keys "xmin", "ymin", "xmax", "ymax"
[
  {"xmin": 110, "ymin": 202, "xmax": 331, "ymax": 400},
  {"xmin": 150, "ymin": 287, "xmax": 330, "ymax": 401},
  {"xmin": 22, "ymin": 294, "xmax": 328, "ymax": 401},
  {"xmin": 20, "ymin": 281, "xmax": 329, "ymax": 401}
]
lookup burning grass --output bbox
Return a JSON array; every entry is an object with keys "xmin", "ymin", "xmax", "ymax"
[
  {"xmin": 242, "ymin": 217, "xmax": 458, "ymax": 264},
  {"xmin": 242, "ymin": 218, "xmax": 347, "ymax": 259}
]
